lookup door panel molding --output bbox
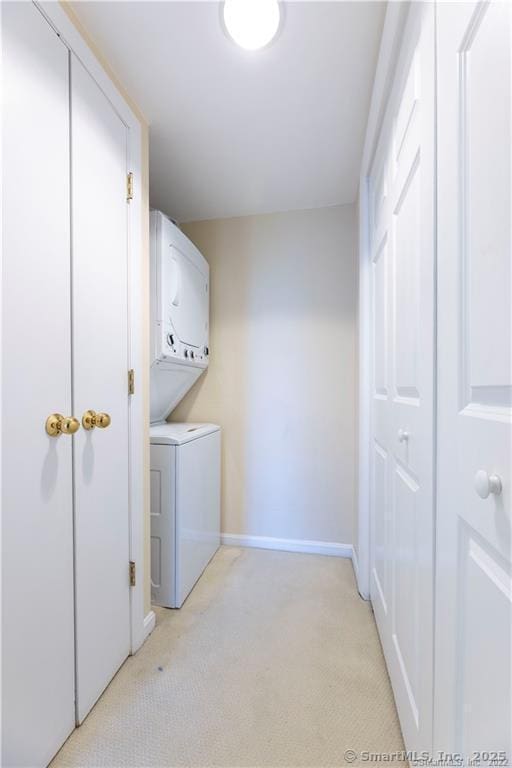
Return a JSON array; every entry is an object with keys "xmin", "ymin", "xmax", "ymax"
[
  {"xmin": 357, "ymin": 3, "xmax": 411, "ymax": 600},
  {"xmin": 435, "ymin": 0, "xmax": 511, "ymax": 755},
  {"xmin": 367, "ymin": 3, "xmax": 435, "ymax": 753},
  {"xmin": 458, "ymin": 2, "xmax": 511, "ymax": 412}
]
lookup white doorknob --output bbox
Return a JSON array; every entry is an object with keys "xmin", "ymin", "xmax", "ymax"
[
  {"xmin": 398, "ymin": 429, "xmax": 409, "ymax": 443},
  {"xmin": 474, "ymin": 470, "xmax": 502, "ymax": 499}
]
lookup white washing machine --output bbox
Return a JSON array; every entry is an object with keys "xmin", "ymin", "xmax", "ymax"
[
  {"xmin": 149, "ymin": 212, "xmax": 220, "ymax": 608},
  {"xmin": 150, "ymin": 423, "xmax": 221, "ymax": 608}
]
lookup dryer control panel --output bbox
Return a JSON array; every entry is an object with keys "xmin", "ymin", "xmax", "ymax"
[{"xmin": 150, "ymin": 210, "xmax": 209, "ymax": 369}]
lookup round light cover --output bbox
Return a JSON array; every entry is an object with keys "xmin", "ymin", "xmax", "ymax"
[{"xmin": 223, "ymin": 0, "xmax": 281, "ymax": 51}]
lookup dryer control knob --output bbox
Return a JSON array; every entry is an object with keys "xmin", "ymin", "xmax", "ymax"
[
  {"xmin": 167, "ymin": 333, "xmax": 174, "ymax": 347},
  {"xmin": 190, "ymin": 350, "xmax": 195, "ymax": 359},
  {"xmin": 204, "ymin": 346, "xmax": 209, "ymax": 356},
  {"xmin": 184, "ymin": 349, "xmax": 188, "ymax": 358}
]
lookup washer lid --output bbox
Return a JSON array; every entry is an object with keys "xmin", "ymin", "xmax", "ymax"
[{"xmin": 150, "ymin": 422, "xmax": 220, "ymax": 445}]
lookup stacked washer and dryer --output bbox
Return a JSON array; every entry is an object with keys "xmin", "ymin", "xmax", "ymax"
[{"xmin": 150, "ymin": 210, "xmax": 220, "ymax": 608}]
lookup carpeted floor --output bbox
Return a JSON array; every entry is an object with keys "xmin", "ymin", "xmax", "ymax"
[{"xmin": 51, "ymin": 546, "xmax": 404, "ymax": 767}]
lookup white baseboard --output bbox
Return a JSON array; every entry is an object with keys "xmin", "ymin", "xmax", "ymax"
[
  {"xmin": 352, "ymin": 546, "xmax": 360, "ymax": 581},
  {"xmin": 221, "ymin": 533, "xmax": 352, "ymax": 559},
  {"xmin": 351, "ymin": 548, "xmax": 370, "ymax": 600},
  {"xmin": 143, "ymin": 609, "xmax": 156, "ymax": 640}
]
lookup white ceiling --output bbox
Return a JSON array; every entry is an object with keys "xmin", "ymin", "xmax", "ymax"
[{"xmin": 71, "ymin": 1, "xmax": 385, "ymax": 223}]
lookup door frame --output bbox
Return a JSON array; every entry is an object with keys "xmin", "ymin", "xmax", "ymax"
[
  {"xmin": 34, "ymin": 1, "xmax": 153, "ymax": 653},
  {"xmin": 355, "ymin": 3, "xmax": 410, "ymax": 599}
]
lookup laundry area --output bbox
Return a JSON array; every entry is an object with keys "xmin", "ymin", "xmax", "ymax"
[{"xmin": 1, "ymin": 2, "xmax": 511, "ymax": 768}]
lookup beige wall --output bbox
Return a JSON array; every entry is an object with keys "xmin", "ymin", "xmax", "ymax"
[
  {"xmin": 174, "ymin": 205, "xmax": 357, "ymax": 545},
  {"xmin": 61, "ymin": 2, "xmax": 152, "ymax": 615}
]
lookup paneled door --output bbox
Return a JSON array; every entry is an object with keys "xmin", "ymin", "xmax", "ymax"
[
  {"xmin": 435, "ymin": 1, "xmax": 511, "ymax": 759},
  {"xmin": 2, "ymin": 3, "xmax": 76, "ymax": 765},
  {"xmin": 71, "ymin": 54, "xmax": 131, "ymax": 723},
  {"xmin": 369, "ymin": 3, "xmax": 435, "ymax": 753}
]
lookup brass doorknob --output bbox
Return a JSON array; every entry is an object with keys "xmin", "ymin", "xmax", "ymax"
[
  {"xmin": 96, "ymin": 412, "xmax": 111, "ymax": 429},
  {"xmin": 82, "ymin": 410, "xmax": 111, "ymax": 430},
  {"xmin": 46, "ymin": 413, "xmax": 80, "ymax": 437}
]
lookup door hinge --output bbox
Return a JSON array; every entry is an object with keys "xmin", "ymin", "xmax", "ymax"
[
  {"xmin": 126, "ymin": 172, "xmax": 134, "ymax": 202},
  {"xmin": 129, "ymin": 560, "xmax": 136, "ymax": 587},
  {"xmin": 128, "ymin": 368, "xmax": 135, "ymax": 395}
]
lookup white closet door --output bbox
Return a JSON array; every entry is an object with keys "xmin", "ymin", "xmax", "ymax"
[
  {"xmin": 435, "ymin": 1, "xmax": 511, "ymax": 758},
  {"xmin": 369, "ymin": 3, "xmax": 435, "ymax": 753},
  {"xmin": 1, "ymin": 3, "xmax": 75, "ymax": 766},
  {"xmin": 71, "ymin": 55, "xmax": 131, "ymax": 723}
]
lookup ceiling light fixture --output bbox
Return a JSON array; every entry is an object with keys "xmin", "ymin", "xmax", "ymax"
[{"xmin": 222, "ymin": 0, "xmax": 282, "ymax": 51}]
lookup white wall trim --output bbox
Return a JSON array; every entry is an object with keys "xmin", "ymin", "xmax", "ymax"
[
  {"xmin": 36, "ymin": 1, "xmax": 147, "ymax": 655},
  {"xmin": 356, "ymin": 3, "xmax": 409, "ymax": 600},
  {"xmin": 143, "ymin": 610, "xmax": 156, "ymax": 640},
  {"xmin": 351, "ymin": 546, "xmax": 360, "ymax": 587},
  {"xmin": 221, "ymin": 533, "xmax": 352, "ymax": 559}
]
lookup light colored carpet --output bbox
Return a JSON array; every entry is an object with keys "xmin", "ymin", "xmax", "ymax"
[{"xmin": 52, "ymin": 546, "xmax": 404, "ymax": 768}]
